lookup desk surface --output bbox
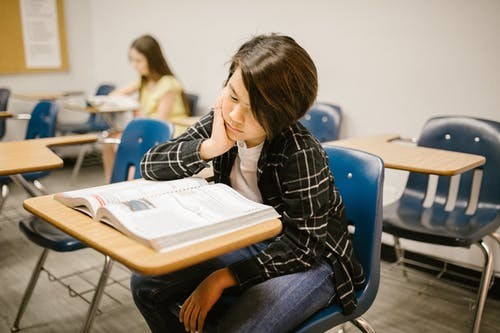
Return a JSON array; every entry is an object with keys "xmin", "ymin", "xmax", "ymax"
[
  {"xmin": 62, "ymin": 102, "xmax": 135, "ymax": 113},
  {"xmin": 0, "ymin": 134, "xmax": 98, "ymax": 176},
  {"xmin": 327, "ymin": 134, "xmax": 486, "ymax": 176},
  {"xmin": 24, "ymin": 195, "xmax": 282, "ymax": 275},
  {"xmin": 12, "ymin": 91, "xmax": 85, "ymax": 101}
]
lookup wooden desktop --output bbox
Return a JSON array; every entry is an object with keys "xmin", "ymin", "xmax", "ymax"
[
  {"xmin": 23, "ymin": 195, "xmax": 282, "ymax": 276},
  {"xmin": 326, "ymin": 134, "xmax": 485, "ymax": 175}
]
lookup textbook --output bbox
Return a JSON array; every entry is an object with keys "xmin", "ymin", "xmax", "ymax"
[
  {"xmin": 86, "ymin": 95, "xmax": 139, "ymax": 112},
  {"xmin": 54, "ymin": 178, "xmax": 280, "ymax": 252}
]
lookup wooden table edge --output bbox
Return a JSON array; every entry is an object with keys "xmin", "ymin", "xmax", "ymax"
[{"xmin": 23, "ymin": 195, "xmax": 282, "ymax": 276}]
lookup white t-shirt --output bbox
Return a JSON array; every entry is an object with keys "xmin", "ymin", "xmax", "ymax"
[{"xmin": 229, "ymin": 140, "xmax": 264, "ymax": 203}]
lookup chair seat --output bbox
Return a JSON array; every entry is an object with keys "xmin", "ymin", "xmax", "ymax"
[
  {"xmin": 383, "ymin": 200, "xmax": 500, "ymax": 247},
  {"xmin": 19, "ymin": 216, "xmax": 87, "ymax": 252}
]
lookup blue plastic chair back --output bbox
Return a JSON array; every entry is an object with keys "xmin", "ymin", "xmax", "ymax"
[
  {"xmin": 0, "ymin": 88, "xmax": 11, "ymax": 139},
  {"xmin": 0, "ymin": 101, "xmax": 59, "ymax": 183},
  {"xmin": 110, "ymin": 118, "xmax": 173, "ymax": 183},
  {"xmin": 299, "ymin": 103, "xmax": 342, "ymax": 142},
  {"xmin": 294, "ymin": 146, "xmax": 384, "ymax": 332},
  {"xmin": 405, "ymin": 116, "xmax": 500, "ymax": 209},
  {"xmin": 25, "ymin": 101, "xmax": 59, "ymax": 139},
  {"xmin": 388, "ymin": 116, "xmax": 500, "ymax": 246}
]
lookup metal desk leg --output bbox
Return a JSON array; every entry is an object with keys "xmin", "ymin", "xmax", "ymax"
[
  {"xmin": 80, "ymin": 255, "xmax": 113, "ymax": 333},
  {"xmin": 9, "ymin": 174, "xmax": 43, "ymax": 197}
]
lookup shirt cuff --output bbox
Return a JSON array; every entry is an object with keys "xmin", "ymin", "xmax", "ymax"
[
  {"xmin": 227, "ymin": 256, "xmax": 264, "ymax": 288},
  {"xmin": 180, "ymin": 139, "xmax": 210, "ymax": 173}
]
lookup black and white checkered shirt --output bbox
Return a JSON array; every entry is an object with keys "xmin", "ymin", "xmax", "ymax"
[{"xmin": 140, "ymin": 111, "xmax": 365, "ymax": 314}]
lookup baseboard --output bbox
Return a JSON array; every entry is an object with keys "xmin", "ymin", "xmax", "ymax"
[{"xmin": 381, "ymin": 244, "xmax": 500, "ymax": 300}]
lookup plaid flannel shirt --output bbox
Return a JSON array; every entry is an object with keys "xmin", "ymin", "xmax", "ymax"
[{"xmin": 140, "ymin": 111, "xmax": 365, "ymax": 314}]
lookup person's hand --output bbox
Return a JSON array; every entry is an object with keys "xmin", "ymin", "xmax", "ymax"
[
  {"xmin": 199, "ymin": 93, "xmax": 235, "ymax": 160},
  {"xmin": 179, "ymin": 268, "xmax": 237, "ymax": 333}
]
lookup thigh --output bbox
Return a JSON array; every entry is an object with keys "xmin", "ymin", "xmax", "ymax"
[{"xmin": 217, "ymin": 259, "xmax": 335, "ymax": 333}]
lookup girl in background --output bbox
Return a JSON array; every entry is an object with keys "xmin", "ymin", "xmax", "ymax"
[{"xmin": 102, "ymin": 34, "xmax": 189, "ymax": 181}]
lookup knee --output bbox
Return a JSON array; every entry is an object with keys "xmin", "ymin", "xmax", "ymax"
[{"xmin": 130, "ymin": 273, "xmax": 155, "ymax": 307}]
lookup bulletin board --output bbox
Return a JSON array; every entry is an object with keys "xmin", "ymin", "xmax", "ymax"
[{"xmin": 0, "ymin": 0, "xmax": 68, "ymax": 74}]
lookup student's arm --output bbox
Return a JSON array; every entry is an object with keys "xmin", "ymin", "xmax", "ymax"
[
  {"xmin": 110, "ymin": 81, "xmax": 139, "ymax": 96},
  {"xmin": 140, "ymin": 111, "xmax": 214, "ymax": 180},
  {"xmin": 228, "ymin": 145, "xmax": 336, "ymax": 288}
]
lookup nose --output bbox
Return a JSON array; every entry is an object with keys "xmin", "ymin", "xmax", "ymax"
[{"xmin": 228, "ymin": 104, "xmax": 244, "ymax": 124}]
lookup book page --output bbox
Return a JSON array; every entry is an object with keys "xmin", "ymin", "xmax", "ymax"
[
  {"xmin": 55, "ymin": 177, "xmax": 208, "ymax": 217},
  {"xmin": 96, "ymin": 183, "xmax": 279, "ymax": 243}
]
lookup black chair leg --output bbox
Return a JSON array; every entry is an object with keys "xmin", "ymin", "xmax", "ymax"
[
  {"xmin": 11, "ymin": 248, "xmax": 49, "ymax": 332},
  {"xmin": 471, "ymin": 240, "xmax": 493, "ymax": 333}
]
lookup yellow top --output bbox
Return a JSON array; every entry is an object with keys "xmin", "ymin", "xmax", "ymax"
[{"xmin": 139, "ymin": 75, "xmax": 187, "ymax": 119}]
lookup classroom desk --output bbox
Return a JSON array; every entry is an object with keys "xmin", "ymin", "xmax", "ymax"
[
  {"xmin": 23, "ymin": 195, "xmax": 282, "ymax": 276},
  {"xmin": 0, "ymin": 111, "xmax": 13, "ymax": 118},
  {"xmin": 62, "ymin": 102, "xmax": 136, "ymax": 133},
  {"xmin": 62, "ymin": 102, "xmax": 137, "ymax": 114},
  {"xmin": 326, "ymin": 134, "xmax": 486, "ymax": 176},
  {"xmin": 12, "ymin": 91, "xmax": 85, "ymax": 101},
  {"xmin": 0, "ymin": 134, "xmax": 98, "ymax": 195}
]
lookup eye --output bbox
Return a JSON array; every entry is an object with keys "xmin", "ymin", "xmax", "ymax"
[{"xmin": 230, "ymin": 95, "xmax": 238, "ymax": 102}]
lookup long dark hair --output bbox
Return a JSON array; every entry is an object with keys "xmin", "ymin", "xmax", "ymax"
[
  {"xmin": 226, "ymin": 34, "xmax": 317, "ymax": 139},
  {"xmin": 130, "ymin": 35, "xmax": 190, "ymax": 115}
]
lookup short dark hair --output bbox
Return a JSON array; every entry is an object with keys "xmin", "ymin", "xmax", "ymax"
[{"xmin": 226, "ymin": 34, "xmax": 318, "ymax": 139}]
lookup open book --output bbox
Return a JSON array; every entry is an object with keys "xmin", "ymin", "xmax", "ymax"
[
  {"xmin": 86, "ymin": 95, "xmax": 139, "ymax": 112},
  {"xmin": 54, "ymin": 178, "xmax": 280, "ymax": 252}
]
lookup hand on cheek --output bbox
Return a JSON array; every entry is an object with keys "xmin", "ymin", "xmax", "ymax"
[{"xmin": 200, "ymin": 92, "xmax": 236, "ymax": 160}]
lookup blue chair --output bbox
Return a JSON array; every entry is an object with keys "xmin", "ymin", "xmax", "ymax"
[
  {"xmin": 0, "ymin": 101, "xmax": 59, "ymax": 211},
  {"xmin": 382, "ymin": 116, "xmax": 500, "ymax": 333},
  {"xmin": 11, "ymin": 118, "xmax": 173, "ymax": 333},
  {"xmin": 57, "ymin": 84, "xmax": 116, "ymax": 134},
  {"xmin": 293, "ymin": 146, "xmax": 384, "ymax": 332},
  {"xmin": 0, "ymin": 87, "xmax": 10, "ymax": 140},
  {"xmin": 299, "ymin": 103, "xmax": 342, "ymax": 142},
  {"xmin": 57, "ymin": 84, "xmax": 115, "ymax": 182}
]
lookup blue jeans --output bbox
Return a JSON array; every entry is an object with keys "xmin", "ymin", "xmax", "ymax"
[{"xmin": 130, "ymin": 242, "xmax": 335, "ymax": 333}]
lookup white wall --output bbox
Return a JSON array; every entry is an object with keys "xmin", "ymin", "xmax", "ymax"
[{"xmin": 1, "ymin": 0, "xmax": 499, "ymax": 273}]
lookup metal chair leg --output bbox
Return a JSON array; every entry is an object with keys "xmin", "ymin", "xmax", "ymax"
[
  {"xmin": 491, "ymin": 233, "xmax": 500, "ymax": 245},
  {"xmin": 32, "ymin": 180, "xmax": 48, "ymax": 195},
  {"xmin": 393, "ymin": 236, "xmax": 408, "ymax": 277},
  {"xmin": 351, "ymin": 316, "xmax": 376, "ymax": 333},
  {"xmin": 80, "ymin": 255, "xmax": 113, "ymax": 333},
  {"xmin": 0, "ymin": 183, "xmax": 9, "ymax": 213},
  {"xmin": 72, "ymin": 144, "xmax": 90, "ymax": 184},
  {"xmin": 471, "ymin": 240, "xmax": 493, "ymax": 333},
  {"xmin": 11, "ymin": 248, "xmax": 49, "ymax": 332}
]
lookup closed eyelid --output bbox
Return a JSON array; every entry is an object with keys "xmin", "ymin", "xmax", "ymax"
[{"xmin": 228, "ymin": 84, "xmax": 250, "ymax": 108}]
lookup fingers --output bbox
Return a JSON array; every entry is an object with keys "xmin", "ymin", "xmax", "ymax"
[
  {"xmin": 189, "ymin": 304, "xmax": 200, "ymax": 333},
  {"xmin": 198, "ymin": 309, "xmax": 207, "ymax": 333},
  {"xmin": 180, "ymin": 297, "xmax": 202, "ymax": 333}
]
